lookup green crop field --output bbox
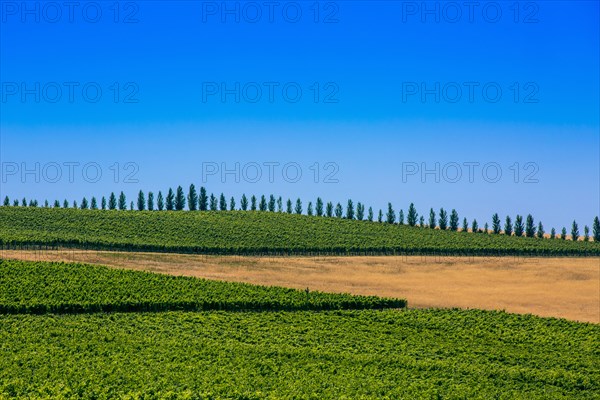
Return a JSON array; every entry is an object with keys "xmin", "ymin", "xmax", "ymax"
[
  {"xmin": 0, "ymin": 260, "xmax": 406, "ymax": 313},
  {"xmin": 1, "ymin": 207, "xmax": 598, "ymax": 256},
  {"xmin": 0, "ymin": 260, "xmax": 598, "ymax": 399}
]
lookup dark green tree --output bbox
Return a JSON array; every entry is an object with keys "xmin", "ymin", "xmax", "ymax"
[
  {"xmin": 3, "ymin": 196, "xmax": 9, "ymax": 206},
  {"xmin": 210, "ymin": 194, "xmax": 217, "ymax": 211},
  {"xmin": 398, "ymin": 210, "xmax": 404, "ymax": 225},
  {"xmin": 472, "ymin": 219, "xmax": 479, "ymax": 233},
  {"xmin": 199, "ymin": 187, "xmax": 208, "ymax": 211},
  {"xmin": 81, "ymin": 197, "xmax": 89, "ymax": 209},
  {"xmin": 428, "ymin": 208, "xmax": 436, "ymax": 229},
  {"xmin": 130, "ymin": 201, "xmax": 134, "ymax": 211},
  {"xmin": 593, "ymin": 217, "xmax": 600, "ymax": 242},
  {"xmin": 492, "ymin": 213, "xmax": 501, "ymax": 234},
  {"xmin": 449, "ymin": 209, "xmax": 459, "ymax": 231},
  {"xmin": 259, "ymin": 195, "xmax": 267, "ymax": 211},
  {"xmin": 109, "ymin": 193, "xmax": 118, "ymax": 209},
  {"xmin": 356, "ymin": 202, "xmax": 364, "ymax": 221},
  {"xmin": 484, "ymin": 223, "xmax": 489, "ymax": 233},
  {"xmin": 219, "ymin": 193, "xmax": 227, "ymax": 211},
  {"xmin": 175, "ymin": 187, "xmax": 186, "ymax": 211},
  {"xmin": 63, "ymin": 199, "xmax": 69, "ymax": 208},
  {"xmin": 561, "ymin": 227, "xmax": 567, "ymax": 240},
  {"xmin": 44, "ymin": 200, "xmax": 49, "ymax": 208},
  {"xmin": 72, "ymin": 200, "xmax": 77, "ymax": 209},
  {"xmin": 326, "ymin": 202, "xmax": 333, "ymax": 217},
  {"xmin": 188, "ymin": 184, "xmax": 198, "ymax": 211},
  {"xmin": 440, "ymin": 209, "xmax": 458, "ymax": 231},
  {"xmin": 514, "ymin": 215, "xmax": 524, "ymax": 237},
  {"xmin": 295, "ymin": 198, "xmax": 303, "ymax": 215},
  {"xmin": 504, "ymin": 216, "xmax": 513, "ymax": 236},
  {"xmin": 571, "ymin": 220, "xmax": 579, "ymax": 241},
  {"xmin": 166, "ymin": 189, "xmax": 175, "ymax": 211},
  {"xmin": 277, "ymin": 197, "xmax": 283, "ymax": 212},
  {"xmin": 584, "ymin": 226, "xmax": 589, "ymax": 242},
  {"xmin": 22, "ymin": 198, "xmax": 27, "ymax": 207},
  {"xmin": 307, "ymin": 202, "xmax": 314, "ymax": 216},
  {"xmin": 537, "ymin": 222, "xmax": 545, "ymax": 239},
  {"xmin": 230, "ymin": 197, "xmax": 236, "ymax": 211},
  {"xmin": 268, "ymin": 195, "xmax": 276, "ymax": 212},
  {"xmin": 386, "ymin": 203, "xmax": 395, "ymax": 224},
  {"xmin": 137, "ymin": 190, "xmax": 146, "ymax": 211},
  {"xmin": 377, "ymin": 209, "xmax": 383, "ymax": 223},
  {"xmin": 147, "ymin": 192, "xmax": 154, "ymax": 211},
  {"xmin": 550, "ymin": 228, "xmax": 556, "ymax": 239},
  {"xmin": 287, "ymin": 199, "xmax": 293, "ymax": 214},
  {"xmin": 334, "ymin": 203, "xmax": 342, "ymax": 218},
  {"xmin": 316, "ymin": 198, "xmax": 324, "ymax": 216},
  {"xmin": 157, "ymin": 191, "xmax": 164, "ymax": 211},
  {"xmin": 118, "ymin": 192, "xmax": 127, "ymax": 210},
  {"xmin": 525, "ymin": 214, "xmax": 536, "ymax": 238},
  {"xmin": 407, "ymin": 203, "xmax": 418, "ymax": 227},
  {"xmin": 250, "ymin": 195, "xmax": 257, "ymax": 211},
  {"xmin": 91, "ymin": 197, "xmax": 98, "ymax": 210},
  {"xmin": 419, "ymin": 215, "xmax": 425, "ymax": 227},
  {"xmin": 13, "ymin": 199, "xmax": 18, "ymax": 206},
  {"xmin": 55, "ymin": 200, "xmax": 61, "ymax": 208},
  {"xmin": 367, "ymin": 207, "xmax": 374, "ymax": 221},
  {"xmin": 347, "ymin": 200, "xmax": 355, "ymax": 220},
  {"xmin": 438, "ymin": 208, "xmax": 448, "ymax": 230},
  {"xmin": 240, "ymin": 194, "xmax": 248, "ymax": 211}
]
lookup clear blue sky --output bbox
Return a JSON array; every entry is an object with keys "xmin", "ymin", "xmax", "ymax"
[{"xmin": 1, "ymin": 1, "xmax": 598, "ymax": 230}]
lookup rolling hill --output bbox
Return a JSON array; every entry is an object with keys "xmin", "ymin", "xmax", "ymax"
[{"xmin": 0, "ymin": 207, "xmax": 598, "ymax": 256}]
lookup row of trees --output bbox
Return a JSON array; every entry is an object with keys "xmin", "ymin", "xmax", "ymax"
[{"xmin": 3, "ymin": 185, "xmax": 600, "ymax": 242}]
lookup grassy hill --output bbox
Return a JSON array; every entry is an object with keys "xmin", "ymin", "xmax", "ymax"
[
  {"xmin": 0, "ymin": 260, "xmax": 598, "ymax": 398},
  {"xmin": 1, "ymin": 207, "xmax": 599, "ymax": 256}
]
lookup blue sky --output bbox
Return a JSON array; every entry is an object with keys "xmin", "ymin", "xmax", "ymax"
[{"xmin": 1, "ymin": 1, "xmax": 598, "ymax": 230}]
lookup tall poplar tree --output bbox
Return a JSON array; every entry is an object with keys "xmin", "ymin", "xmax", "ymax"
[
  {"xmin": 504, "ymin": 216, "xmax": 513, "ymax": 236},
  {"xmin": 438, "ymin": 208, "xmax": 448, "ymax": 230},
  {"xmin": 219, "ymin": 193, "xmax": 227, "ymax": 211},
  {"xmin": 157, "ymin": 191, "xmax": 164, "ymax": 211},
  {"xmin": 199, "ymin": 187, "xmax": 208, "ymax": 211},
  {"xmin": 346, "ymin": 200, "xmax": 355, "ymax": 220},
  {"xmin": 386, "ymin": 203, "xmax": 395, "ymax": 224},
  {"xmin": 147, "ymin": 192, "xmax": 154, "ymax": 211},
  {"xmin": 407, "ymin": 203, "xmax": 418, "ymax": 227},
  {"xmin": 316, "ymin": 198, "xmax": 324, "ymax": 216},
  {"xmin": 335, "ymin": 203, "xmax": 343, "ymax": 218},
  {"xmin": 514, "ymin": 215, "xmax": 524, "ymax": 237},
  {"xmin": 492, "ymin": 213, "xmax": 501, "ymax": 234},
  {"xmin": 449, "ymin": 209, "xmax": 459, "ymax": 231},
  {"xmin": 326, "ymin": 202, "xmax": 333, "ymax": 217},
  {"xmin": 188, "ymin": 184, "xmax": 198, "ymax": 211},
  {"xmin": 118, "ymin": 192, "xmax": 127, "ymax": 210},
  {"xmin": 166, "ymin": 189, "xmax": 175, "ymax": 211},
  {"xmin": 137, "ymin": 190, "xmax": 146, "ymax": 211}
]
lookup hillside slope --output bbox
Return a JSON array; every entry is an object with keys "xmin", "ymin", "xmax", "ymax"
[
  {"xmin": 1, "ymin": 207, "xmax": 598, "ymax": 256},
  {"xmin": 0, "ymin": 259, "xmax": 598, "ymax": 398}
]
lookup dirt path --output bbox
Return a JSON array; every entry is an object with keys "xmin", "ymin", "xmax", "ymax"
[{"xmin": 2, "ymin": 249, "xmax": 599, "ymax": 323}]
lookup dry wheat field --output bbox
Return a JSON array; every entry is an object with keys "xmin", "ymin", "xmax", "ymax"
[{"xmin": 4, "ymin": 249, "xmax": 598, "ymax": 323}]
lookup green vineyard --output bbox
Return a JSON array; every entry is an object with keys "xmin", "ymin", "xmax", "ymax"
[
  {"xmin": 1, "ymin": 207, "xmax": 599, "ymax": 256},
  {"xmin": 0, "ymin": 260, "xmax": 406, "ymax": 314},
  {"xmin": 0, "ymin": 261, "xmax": 598, "ymax": 398}
]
